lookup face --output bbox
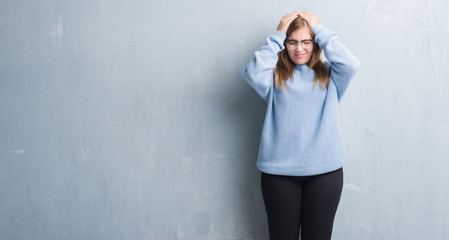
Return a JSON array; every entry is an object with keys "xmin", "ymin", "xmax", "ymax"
[{"xmin": 285, "ymin": 27, "xmax": 314, "ymax": 65}]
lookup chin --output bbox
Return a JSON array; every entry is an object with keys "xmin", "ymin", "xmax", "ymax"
[{"xmin": 293, "ymin": 59, "xmax": 309, "ymax": 65}]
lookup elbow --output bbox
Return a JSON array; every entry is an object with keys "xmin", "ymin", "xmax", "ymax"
[
  {"xmin": 347, "ymin": 57, "xmax": 360, "ymax": 77},
  {"xmin": 353, "ymin": 57, "xmax": 360, "ymax": 71},
  {"xmin": 242, "ymin": 67, "xmax": 253, "ymax": 84},
  {"xmin": 242, "ymin": 66, "xmax": 262, "ymax": 87},
  {"xmin": 242, "ymin": 68, "xmax": 272, "ymax": 101}
]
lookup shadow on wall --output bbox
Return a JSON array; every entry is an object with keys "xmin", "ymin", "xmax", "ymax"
[{"xmin": 213, "ymin": 58, "xmax": 270, "ymax": 239}]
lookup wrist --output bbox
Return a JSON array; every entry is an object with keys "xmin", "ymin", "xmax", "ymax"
[
  {"xmin": 276, "ymin": 25, "xmax": 287, "ymax": 33},
  {"xmin": 310, "ymin": 21, "xmax": 321, "ymax": 27},
  {"xmin": 311, "ymin": 24, "xmax": 325, "ymax": 35}
]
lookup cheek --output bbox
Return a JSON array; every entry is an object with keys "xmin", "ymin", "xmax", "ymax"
[
  {"xmin": 305, "ymin": 54, "xmax": 312, "ymax": 63},
  {"xmin": 286, "ymin": 50, "xmax": 295, "ymax": 60},
  {"xmin": 305, "ymin": 50, "xmax": 313, "ymax": 58}
]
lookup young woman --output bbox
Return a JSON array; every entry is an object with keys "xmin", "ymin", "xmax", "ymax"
[{"xmin": 242, "ymin": 11, "xmax": 360, "ymax": 240}]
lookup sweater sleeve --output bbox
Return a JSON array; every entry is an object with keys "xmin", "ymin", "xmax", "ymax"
[
  {"xmin": 312, "ymin": 24, "xmax": 360, "ymax": 101},
  {"xmin": 242, "ymin": 31, "xmax": 286, "ymax": 102}
]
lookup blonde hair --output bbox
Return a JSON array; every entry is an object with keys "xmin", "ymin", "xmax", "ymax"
[{"xmin": 274, "ymin": 16, "xmax": 329, "ymax": 90}]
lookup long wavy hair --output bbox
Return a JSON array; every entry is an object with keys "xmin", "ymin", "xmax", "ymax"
[{"xmin": 274, "ymin": 17, "xmax": 329, "ymax": 90}]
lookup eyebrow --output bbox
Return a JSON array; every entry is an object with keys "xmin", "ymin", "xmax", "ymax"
[{"xmin": 286, "ymin": 38, "xmax": 314, "ymax": 41}]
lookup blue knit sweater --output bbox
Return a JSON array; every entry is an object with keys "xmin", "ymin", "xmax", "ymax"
[{"xmin": 242, "ymin": 24, "xmax": 360, "ymax": 176}]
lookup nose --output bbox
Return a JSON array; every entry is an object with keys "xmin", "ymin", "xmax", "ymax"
[{"xmin": 294, "ymin": 43, "xmax": 305, "ymax": 51}]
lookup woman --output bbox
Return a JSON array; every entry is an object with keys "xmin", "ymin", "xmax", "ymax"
[{"xmin": 242, "ymin": 11, "xmax": 360, "ymax": 240}]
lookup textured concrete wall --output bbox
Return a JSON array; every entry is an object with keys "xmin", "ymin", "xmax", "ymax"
[{"xmin": 1, "ymin": 0, "xmax": 448, "ymax": 239}]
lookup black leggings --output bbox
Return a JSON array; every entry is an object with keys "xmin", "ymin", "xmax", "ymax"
[{"xmin": 261, "ymin": 168, "xmax": 343, "ymax": 240}]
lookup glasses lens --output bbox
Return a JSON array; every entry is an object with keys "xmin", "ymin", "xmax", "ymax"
[
  {"xmin": 286, "ymin": 41, "xmax": 296, "ymax": 50},
  {"xmin": 301, "ymin": 40, "xmax": 313, "ymax": 48},
  {"xmin": 285, "ymin": 40, "xmax": 313, "ymax": 50}
]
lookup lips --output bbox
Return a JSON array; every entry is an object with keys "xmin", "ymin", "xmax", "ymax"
[{"xmin": 295, "ymin": 53, "xmax": 306, "ymax": 58}]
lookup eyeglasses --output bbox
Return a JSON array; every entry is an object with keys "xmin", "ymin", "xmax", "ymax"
[{"xmin": 284, "ymin": 39, "xmax": 315, "ymax": 50}]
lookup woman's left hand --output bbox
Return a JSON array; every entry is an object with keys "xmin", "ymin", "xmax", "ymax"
[{"xmin": 296, "ymin": 11, "xmax": 321, "ymax": 27}]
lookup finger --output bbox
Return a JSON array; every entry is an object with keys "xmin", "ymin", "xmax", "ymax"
[
  {"xmin": 298, "ymin": 12, "xmax": 313, "ymax": 24},
  {"xmin": 298, "ymin": 11, "xmax": 312, "ymax": 18},
  {"xmin": 285, "ymin": 12, "xmax": 299, "ymax": 22},
  {"xmin": 298, "ymin": 10, "xmax": 311, "ymax": 15},
  {"xmin": 283, "ymin": 11, "xmax": 299, "ymax": 21},
  {"xmin": 297, "ymin": 11, "xmax": 309, "ymax": 19},
  {"xmin": 289, "ymin": 11, "xmax": 300, "ymax": 16}
]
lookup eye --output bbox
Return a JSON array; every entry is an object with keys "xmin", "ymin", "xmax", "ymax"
[{"xmin": 302, "ymin": 40, "xmax": 313, "ymax": 45}]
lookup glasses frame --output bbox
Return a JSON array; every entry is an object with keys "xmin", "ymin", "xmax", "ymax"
[{"xmin": 284, "ymin": 39, "xmax": 316, "ymax": 50}]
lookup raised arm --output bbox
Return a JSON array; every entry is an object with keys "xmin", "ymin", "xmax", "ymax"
[
  {"xmin": 242, "ymin": 12, "xmax": 299, "ymax": 101},
  {"xmin": 299, "ymin": 11, "xmax": 360, "ymax": 101}
]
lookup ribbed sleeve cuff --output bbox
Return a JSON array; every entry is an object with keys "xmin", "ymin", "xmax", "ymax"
[
  {"xmin": 273, "ymin": 31, "xmax": 287, "ymax": 38},
  {"xmin": 272, "ymin": 31, "xmax": 287, "ymax": 50},
  {"xmin": 311, "ymin": 24, "xmax": 325, "ymax": 35}
]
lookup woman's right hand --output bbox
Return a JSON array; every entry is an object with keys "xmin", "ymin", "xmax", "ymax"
[{"xmin": 276, "ymin": 11, "xmax": 299, "ymax": 33}]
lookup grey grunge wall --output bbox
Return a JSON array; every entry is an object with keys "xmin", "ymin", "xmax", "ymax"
[{"xmin": 1, "ymin": 0, "xmax": 448, "ymax": 239}]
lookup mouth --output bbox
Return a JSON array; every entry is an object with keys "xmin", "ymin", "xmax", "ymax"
[{"xmin": 295, "ymin": 53, "xmax": 306, "ymax": 58}]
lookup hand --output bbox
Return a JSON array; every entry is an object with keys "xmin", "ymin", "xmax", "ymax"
[
  {"xmin": 276, "ymin": 12, "xmax": 299, "ymax": 33},
  {"xmin": 296, "ymin": 11, "xmax": 321, "ymax": 27}
]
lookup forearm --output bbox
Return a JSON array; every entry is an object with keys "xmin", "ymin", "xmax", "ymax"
[
  {"xmin": 243, "ymin": 31, "xmax": 285, "ymax": 78},
  {"xmin": 242, "ymin": 31, "xmax": 286, "ymax": 99},
  {"xmin": 312, "ymin": 24, "xmax": 360, "ymax": 75}
]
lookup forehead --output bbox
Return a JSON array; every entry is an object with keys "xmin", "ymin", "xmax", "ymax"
[{"xmin": 288, "ymin": 28, "xmax": 312, "ymax": 40}]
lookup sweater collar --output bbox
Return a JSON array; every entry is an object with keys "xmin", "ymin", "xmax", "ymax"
[{"xmin": 295, "ymin": 64, "xmax": 311, "ymax": 72}]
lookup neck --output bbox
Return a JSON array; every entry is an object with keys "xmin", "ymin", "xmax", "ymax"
[{"xmin": 295, "ymin": 64, "xmax": 310, "ymax": 72}]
